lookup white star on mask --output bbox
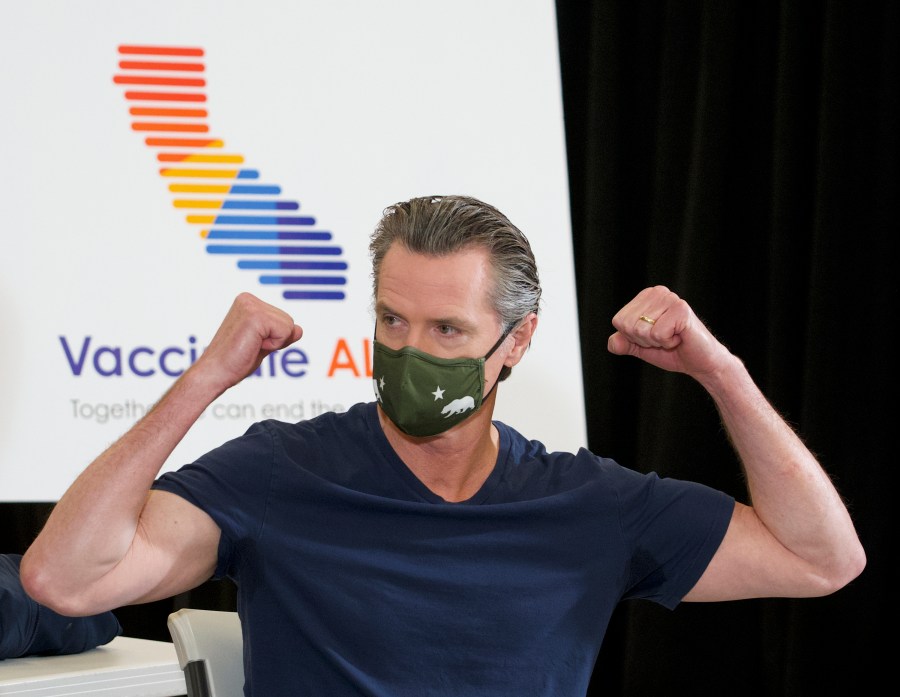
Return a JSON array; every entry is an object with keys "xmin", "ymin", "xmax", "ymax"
[{"xmin": 432, "ymin": 386, "xmax": 445, "ymax": 400}]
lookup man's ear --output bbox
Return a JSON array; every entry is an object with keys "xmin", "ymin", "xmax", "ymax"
[{"xmin": 505, "ymin": 313, "xmax": 539, "ymax": 367}]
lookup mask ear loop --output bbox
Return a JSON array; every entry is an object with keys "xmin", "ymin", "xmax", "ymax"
[
  {"xmin": 483, "ymin": 321, "xmax": 517, "ymax": 360},
  {"xmin": 481, "ymin": 321, "xmax": 519, "ymax": 400}
]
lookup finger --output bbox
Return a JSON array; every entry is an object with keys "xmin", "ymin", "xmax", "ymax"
[
  {"xmin": 630, "ymin": 290, "xmax": 677, "ymax": 332},
  {"xmin": 621, "ymin": 305, "xmax": 666, "ymax": 348},
  {"xmin": 611, "ymin": 286, "xmax": 670, "ymax": 328}
]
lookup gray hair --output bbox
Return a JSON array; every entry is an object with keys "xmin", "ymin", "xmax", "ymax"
[{"xmin": 369, "ymin": 195, "xmax": 541, "ymax": 380}]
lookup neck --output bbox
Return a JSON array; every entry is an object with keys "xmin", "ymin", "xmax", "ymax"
[{"xmin": 377, "ymin": 391, "xmax": 500, "ymax": 502}]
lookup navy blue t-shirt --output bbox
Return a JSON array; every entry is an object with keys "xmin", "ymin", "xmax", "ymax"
[{"xmin": 154, "ymin": 401, "xmax": 733, "ymax": 697}]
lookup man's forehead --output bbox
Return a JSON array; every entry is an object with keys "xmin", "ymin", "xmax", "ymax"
[
  {"xmin": 379, "ymin": 245, "xmax": 490, "ymax": 282},
  {"xmin": 376, "ymin": 243, "xmax": 496, "ymax": 312}
]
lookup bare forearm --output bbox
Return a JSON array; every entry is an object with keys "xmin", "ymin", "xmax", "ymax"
[{"xmin": 698, "ymin": 355, "xmax": 865, "ymax": 589}]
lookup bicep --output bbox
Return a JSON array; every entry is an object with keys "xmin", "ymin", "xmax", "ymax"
[
  {"xmin": 88, "ymin": 490, "xmax": 221, "ymax": 609},
  {"xmin": 683, "ymin": 501, "xmax": 827, "ymax": 602}
]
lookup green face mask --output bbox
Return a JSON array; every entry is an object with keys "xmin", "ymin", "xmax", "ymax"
[{"xmin": 372, "ymin": 329, "xmax": 511, "ymax": 437}]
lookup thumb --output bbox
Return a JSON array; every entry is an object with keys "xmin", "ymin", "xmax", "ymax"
[
  {"xmin": 261, "ymin": 323, "xmax": 303, "ymax": 352},
  {"xmin": 607, "ymin": 332, "xmax": 634, "ymax": 356}
]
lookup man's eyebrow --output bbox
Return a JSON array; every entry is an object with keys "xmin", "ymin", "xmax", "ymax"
[
  {"xmin": 375, "ymin": 302, "xmax": 476, "ymax": 331},
  {"xmin": 375, "ymin": 301, "xmax": 401, "ymax": 317},
  {"xmin": 434, "ymin": 315, "xmax": 476, "ymax": 330}
]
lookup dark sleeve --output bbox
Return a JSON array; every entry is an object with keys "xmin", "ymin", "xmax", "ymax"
[
  {"xmin": 614, "ymin": 469, "xmax": 734, "ymax": 609},
  {"xmin": 0, "ymin": 554, "xmax": 122, "ymax": 660},
  {"xmin": 152, "ymin": 421, "xmax": 277, "ymax": 578}
]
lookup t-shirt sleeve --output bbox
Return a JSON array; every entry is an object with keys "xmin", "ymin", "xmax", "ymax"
[
  {"xmin": 612, "ymin": 466, "xmax": 734, "ymax": 609},
  {"xmin": 152, "ymin": 421, "xmax": 277, "ymax": 579}
]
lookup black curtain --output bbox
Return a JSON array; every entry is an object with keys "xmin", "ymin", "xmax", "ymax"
[
  {"xmin": 2, "ymin": 1, "xmax": 894, "ymax": 694},
  {"xmin": 556, "ymin": 0, "xmax": 894, "ymax": 695}
]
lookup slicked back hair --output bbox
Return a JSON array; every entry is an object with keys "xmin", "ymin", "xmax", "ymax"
[{"xmin": 369, "ymin": 195, "xmax": 541, "ymax": 381}]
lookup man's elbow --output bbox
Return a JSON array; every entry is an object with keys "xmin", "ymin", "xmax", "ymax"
[
  {"xmin": 812, "ymin": 541, "xmax": 867, "ymax": 597},
  {"xmin": 836, "ymin": 541, "xmax": 867, "ymax": 590},
  {"xmin": 19, "ymin": 551, "xmax": 98, "ymax": 617}
]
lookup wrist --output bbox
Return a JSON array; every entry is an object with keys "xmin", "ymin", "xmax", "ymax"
[
  {"xmin": 175, "ymin": 360, "xmax": 232, "ymax": 409},
  {"xmin": 694, "ymin": 351, "xmax": 751, "ymax": 399}
]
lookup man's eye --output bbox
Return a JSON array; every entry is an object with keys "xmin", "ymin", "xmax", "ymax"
[{"xmin": 438, "ymin": 325, "xmax": 457, "ymax": 335}]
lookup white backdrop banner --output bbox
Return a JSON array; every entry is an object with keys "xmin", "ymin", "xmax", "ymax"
[{"xmin": 0, "ymin": 0, "xmax": 586, "ymax": 501}]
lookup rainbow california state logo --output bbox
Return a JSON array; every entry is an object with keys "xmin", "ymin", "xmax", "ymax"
[{"xmin": 113, "ymin": 44, "xmax": 348, "ymax": 301}]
